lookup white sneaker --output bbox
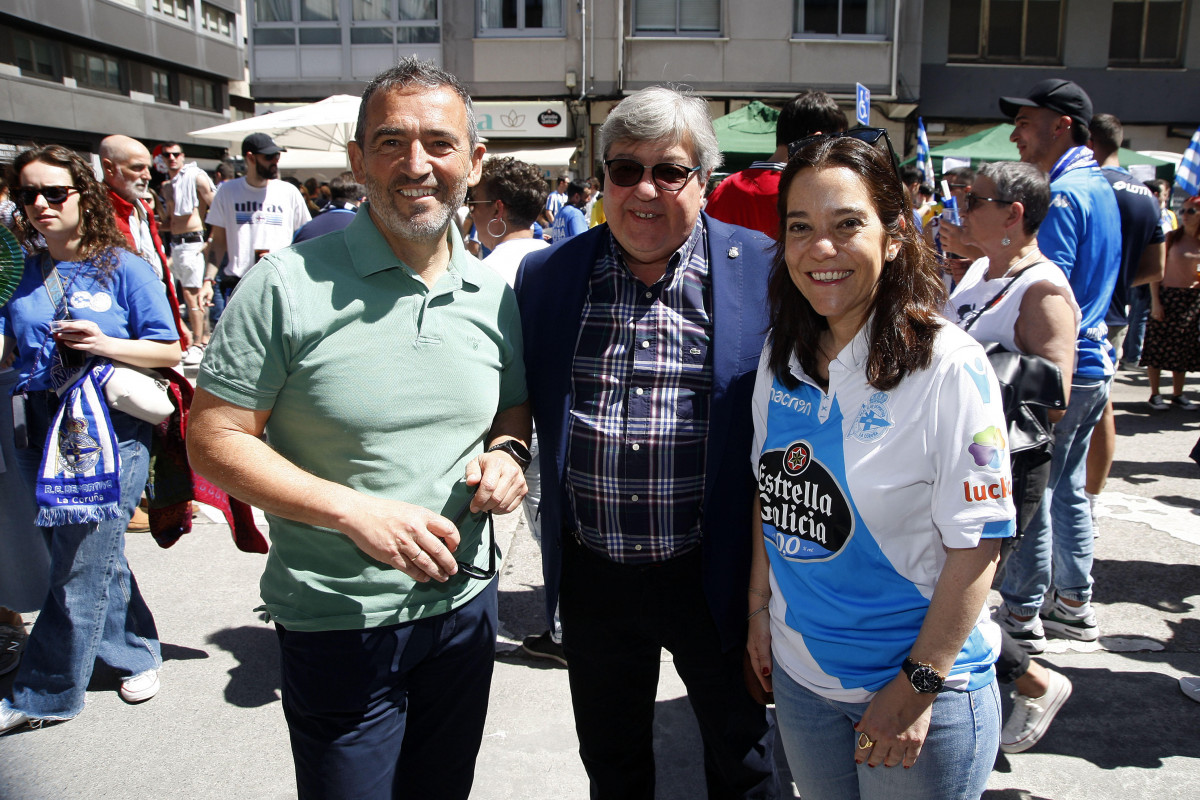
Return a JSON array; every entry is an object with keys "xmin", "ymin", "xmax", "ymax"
[
  {"xmin": 0, "ymin": 705, "xmax": 30, "ymax": 735},
  {"xmin": 996, "ymin": 605, "xmax": 1047, "ymax": 654},
  {"xmin": 1040, "ymin": 597, "xmax": 1099, "ymax": 642},
  {"xmin": 119, "ymin": 669, "xmax": 160, "ymax": 703},
  {"xmin": 1001, "ymin": 669, "xmax": 1073, "ymax": 753},
  {"xmin": 181, "ymin": 345, "xmax": 205, "ymax": 366}
]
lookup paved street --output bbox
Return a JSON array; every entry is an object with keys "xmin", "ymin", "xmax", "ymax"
[{"xmin": 1, "ymin": 368, "xmax": 1198, "ymax": 800}]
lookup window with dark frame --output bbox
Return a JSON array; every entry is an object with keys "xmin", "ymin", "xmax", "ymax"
[
  {"xmin": 794, "ymin": 0, "xmax": 891, "ymax": 38},
  {"xmin": 12, "ymin": 32, "xmax": 61, "ymax": 80},
  {"xmin": 947, "ymin": 0, "xmax": 1063, "ymax": 64},
  {"xmin": 634, "ymin": 0, "xmax": 721, "ymax": 35},
  {"xmin": 71, "ymin": 49, "xmax": 124, "ymax": 94},
  {"xmin": 478, "ymin": 0, "xmax": 564, "ymax": 36},
  {"xmin": 1109, "ymin": 0, "xmax": 1186, "ymax": 66},
  {"xmin": 151, "ymin": 68, "xmax": 173, "ymax": 102}
]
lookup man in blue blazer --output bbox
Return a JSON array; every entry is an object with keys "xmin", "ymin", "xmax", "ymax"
[{"xmin": 515, "ymin": 86, "xmax": 779, "ymax": 800}]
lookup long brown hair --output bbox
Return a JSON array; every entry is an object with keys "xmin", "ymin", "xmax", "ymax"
[
  {"xmin": 11, "ymin": 144, "xmax": 128, "ymax": 283},
  {"xmin": 767, "ymin": 136, "xmax": 946, "ymax": 392}
]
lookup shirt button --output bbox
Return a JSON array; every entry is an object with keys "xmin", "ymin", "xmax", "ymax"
[
  {"xmin": 640, "ymin": 340, "xmax": 650, "ymax": 349},
  {"xmin": 632, "ymin": 443, "xmax": 640, "ymax": 451},
  {"xmin": 634, "ymin": 544, "xmax": 643, "ymax": 551},
  {"xmin": 644, "ymin": 291, "xmax": 652, "ymax": 299},
  {"xmin": 635, "ymin": 387, "xmax": 644, "ymax": 396},
  {"xmin": 631, "ymin": 494, "xmax": 639, "ymax": 502}
]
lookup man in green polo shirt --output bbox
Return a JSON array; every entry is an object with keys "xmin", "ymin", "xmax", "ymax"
[{"xmin": 186, "ymin": 59, "xmax": 530, "ymax": 800}]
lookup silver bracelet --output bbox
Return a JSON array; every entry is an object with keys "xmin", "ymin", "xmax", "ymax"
[{"xmin": 747, "ymin": 604, "xmax": 769, "ymax": 621}]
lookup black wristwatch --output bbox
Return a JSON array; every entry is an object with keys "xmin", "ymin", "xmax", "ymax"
[
  {"xmin": 902, "ymin": 657, "xmax": 945, "ymax": 694},
  {"xmin": 486, "ymin": 439, "xmax": 532, "ymax": 472}
]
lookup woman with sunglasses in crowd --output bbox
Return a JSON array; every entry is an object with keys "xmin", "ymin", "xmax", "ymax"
[
  {"xmin": 745, "ymin": 131, "xmax": 1014, "ymax": 799},
  {"xmin": 1141, "ymin": 194, "xmax": 1200, "ymax": 410},
  {"xmin": 947, "ymin": 161, "xmax": 1080, "ymax": 754},
  {"xmin": 0, "ymin": 144, "xmax": 181, "ymax": 734}
]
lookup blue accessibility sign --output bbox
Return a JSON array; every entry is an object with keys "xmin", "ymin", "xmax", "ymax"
[{"xmin": 855, "ymin": 83, "xmax": 871, "ymax": 127}]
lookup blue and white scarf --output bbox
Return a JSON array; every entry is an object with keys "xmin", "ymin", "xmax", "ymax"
[
  {"xmin": 35, "ymin": 363, "xmax": 122, "ymax": 526},
  {"xmin": 1048, "ymin": 146, "xmax": 1098, "ymax": 183}
]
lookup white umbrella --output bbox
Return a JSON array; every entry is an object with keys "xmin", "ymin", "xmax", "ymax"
[{"xmin": 189, "ymin": 94, "xmax": 361, "ymax": 152}]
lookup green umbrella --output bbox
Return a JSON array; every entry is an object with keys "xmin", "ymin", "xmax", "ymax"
[
  {"xmin": 713, "ymin": 101, "xmax": 780, "ymax": 173},
  {"xmin": 902, "ymin": 123, "xmax": 1175, "ymax": 181},
  {"xmin": 0, "ymin": 225, "xmax": 22, "ymax": 308}
]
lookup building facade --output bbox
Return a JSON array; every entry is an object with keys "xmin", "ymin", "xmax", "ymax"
[
  {"xmin": 920, "ymin": 0, "xmax": 1200, "ymax": 152},
  {"xmin": 0, "ymin": 0, "xmax": 248, "ymax": 162},
  {"xmin": 246, "ymin": 1, "xmax": 926, "ymax": 176}
]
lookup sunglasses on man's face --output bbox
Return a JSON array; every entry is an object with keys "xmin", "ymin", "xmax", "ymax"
[
  {"xmin": 163, "ymin": 151, "xmax": 184, "ymax": 159},
  {"xmin": 15, "ymin": 185, "xmax": 77, "ymax": 206},
  {"xmin": 604, "ymin": 159, "xmax": 701, "ymax": 192}
]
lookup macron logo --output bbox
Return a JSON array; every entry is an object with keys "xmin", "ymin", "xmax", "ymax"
[{"xmin": 770, "ymin": 387, "xmax": 812, "ymax": 415}]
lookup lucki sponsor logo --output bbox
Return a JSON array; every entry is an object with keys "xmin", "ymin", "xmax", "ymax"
[
  {"xmin": 758, "ymin": 440, "xmax": 854, "ymax": 560},
  {"xmin": 963, "ymin": 476, "xmax": 1011, "ymax": 502}
]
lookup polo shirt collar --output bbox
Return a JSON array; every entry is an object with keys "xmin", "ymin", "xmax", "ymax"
[
  {"xmin": 344, "ymin": 200, "xmax": 481, "ymax": 290},
  {"xmin": 787, "ymin": 318, "xmax": 872, "ymax": 385}
]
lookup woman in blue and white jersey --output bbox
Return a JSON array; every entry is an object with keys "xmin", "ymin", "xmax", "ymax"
[{"xmin": 746, "ymin": 132, "xmax": 1015, "ymax": 800}]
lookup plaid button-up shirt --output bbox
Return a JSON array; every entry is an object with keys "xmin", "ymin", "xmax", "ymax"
[{"xmin": 565, "ymin": 220, "xmax": 713, "ymax": 563}]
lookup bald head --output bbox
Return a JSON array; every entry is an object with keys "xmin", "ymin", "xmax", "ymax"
[{"xmin": 100, "ymin": 135, "xmax": 153, "ymax": 202}]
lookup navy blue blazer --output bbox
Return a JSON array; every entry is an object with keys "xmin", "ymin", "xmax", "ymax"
[{"xmin": 514, "ymin": 214, "xmax": 773, "ymax": 651}]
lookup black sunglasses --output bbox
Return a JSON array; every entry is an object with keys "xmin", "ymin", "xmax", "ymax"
[
  {"xmin": 1182, "ymin": 207, "xmax": 1198, "ymax": 216},
  {"xmin": 16, "ymin": 185, "xmax": 77, "ymax": 206},
  {"xmin": 163, "ymin": 151, "xmax": 185, "ymax": 159},
  {"xmin": 787, "ymin": 128, "xmax": 899, "ymax": 169},
  {"xmin": 449, "ymin": 495, "xmax": 497, "ymax": 581},
  {"xmin": 604, "ymin": 159, "xmax": 701, "ymax": 192},
  {"xmin": 964, "ymin": 193, "xmax": 1015, "ymax": 212}
]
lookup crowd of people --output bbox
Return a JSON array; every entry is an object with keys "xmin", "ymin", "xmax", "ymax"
[{"xmin": 1, "ymin": 56, "xmax": 1199, "ymax": 800}]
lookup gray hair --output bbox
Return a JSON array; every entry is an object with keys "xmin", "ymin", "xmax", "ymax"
[
  {"xmin": 599, "ymin": 86, "xmax": 723, "ymax": 176},
  {"xmin": 978, "ymin": 161, "xmax": 1050, "ymax": 235},
  {"xmin": 355, "ymin": 57, "xmax": 479, "ymax": 149}
]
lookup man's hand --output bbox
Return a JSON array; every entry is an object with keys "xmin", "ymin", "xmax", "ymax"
[
  {"xmin": 342, "ymin": 498, "xmax": 462, "ymax": 583},
  {"xmin": 199, "ymin": 280, "xmax": 214, "ymax": 308},
  {"xmin": 465, "ymin": 450, "xmax": 527, "ymax": 515}
]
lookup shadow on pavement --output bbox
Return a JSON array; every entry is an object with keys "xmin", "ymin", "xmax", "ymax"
[
  {"xmin": 206, "ymin": 625, "xmax": 281, "ymax": 708},
  {"xmin": 1093, "ymin": 557, "xmax": 1200, "ymax": 611},
  {"xmin": 983, "ymin": 790, "xmax": 1054, "ymax": 799},
  {"xmin": 995, "ymin": 664, "xmax": 1200, "ymax": 771},
  {"xmin": 162, "ymin": 642, "xmax": 209, "ymax": 662}
]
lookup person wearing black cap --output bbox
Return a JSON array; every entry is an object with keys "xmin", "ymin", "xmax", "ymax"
[
  {"xmin": 198, "ymin": 132, "xmax": 310, "ymax": 316},
  {"xmin": 994, "ymin": 79, "xmax": 1122, "ymax": 654}
]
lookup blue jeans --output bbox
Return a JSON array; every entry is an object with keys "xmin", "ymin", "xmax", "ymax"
[
  {"xmin": 772, "ymin": 666, "xmax": 999, "ymax": 800},
  {"xmin": 3, "ymin": 398, "xmax": 161, "ymax": 720},
  {"xmin": 1123, "ymin": 285, "xmax": 1151, "ymax": 364},
  {"xmin": 1001, "ymin": 376, "xmax": 1111, "ymax": 614},
  {"xmin": 277, "ymin": 580, "xmax": 498, "ymax": 800}
]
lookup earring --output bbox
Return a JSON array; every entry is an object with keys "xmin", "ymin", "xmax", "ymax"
[
  {"xmin": 487, "ymin": 217, "xmax": 507, "ymax": 239},
  {"xmin": 1001, "ymin": 235, "xmax": 1011, "ymax": 247}
]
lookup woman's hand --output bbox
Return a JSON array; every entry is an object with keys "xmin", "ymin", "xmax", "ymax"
[
  {"xmin": 52, "ymin": 320, "xmax": 181, "ymax": 368},
  {"xmin": 52, "ymin": 319, "xmax": 112, "ymax": 357},
  {"xmin": 1150, "ymin": 300, "xmax": 1164, "ymax": 322},
  {"xmin": 853, "ymin": 673, "xmax": 935, "ymax": 769},
  {"xmin": 746, "ymin": 605, "xmax": 773, "ymax": 694}
]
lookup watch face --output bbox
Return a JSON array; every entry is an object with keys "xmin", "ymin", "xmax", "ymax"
[{"xmin": 910, "ymin": 665, "xmax": 943, "ymax": 694}]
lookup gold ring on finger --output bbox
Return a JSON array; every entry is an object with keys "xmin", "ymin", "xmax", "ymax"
[{"xmin": 857, "ymin": 732, "xmax": 875, "ymax": 749}]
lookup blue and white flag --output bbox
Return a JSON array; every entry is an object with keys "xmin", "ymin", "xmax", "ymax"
[
  {"xmin": 917, "ymin": 117, "xmax": 935, "ymax": 187},
  {"xmin": 1175, "ymin": 126, "xmax": 1200, "ymax": 197}
]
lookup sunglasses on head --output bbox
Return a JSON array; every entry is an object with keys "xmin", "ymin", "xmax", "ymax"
[
  {"xmin": 15, "ymin": 185, "xmax": 77, "ymax": 206},
  {"xmin": 448, "ymin": 494, "xmax": 497, "ymax": 581},
  {"xmin": 604, "ymin": 159, "xmax": 701, "ymax": 192},
  {"xmin": 787, "ymin": 127, "xmax": 899, "ymax": 167}
]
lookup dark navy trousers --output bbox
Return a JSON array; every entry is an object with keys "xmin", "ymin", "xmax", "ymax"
[{"xmin": 276, "ymin": 579, "xmax": 498, "ymax": 800}]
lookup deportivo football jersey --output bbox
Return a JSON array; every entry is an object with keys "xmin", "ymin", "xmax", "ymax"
[{"xmin": 750, "ymin": 322, "xmax": 1015, "ymax": 702}]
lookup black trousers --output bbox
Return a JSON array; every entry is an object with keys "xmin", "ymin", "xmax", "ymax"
[{"xmin": 559, "ymin": 536, "xmax": 779, "ymax": 800}]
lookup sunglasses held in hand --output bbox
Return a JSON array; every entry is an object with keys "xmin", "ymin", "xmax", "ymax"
[{"xmin": 449, "ymin": 495, "xmax": 497, "ymax": 581}]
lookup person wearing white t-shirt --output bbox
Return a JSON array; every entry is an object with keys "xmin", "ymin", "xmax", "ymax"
[
  {"xmin": 199, "ymin": 133, "xmax": 310, "ymax": 316},
  {"xmin": 746, "ymin": 134, "xmax": 1013, "ymax": 799}
]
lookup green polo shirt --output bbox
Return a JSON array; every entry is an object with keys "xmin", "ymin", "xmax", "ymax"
[{"xmin": 198, "ymin": 205, "xmax": 526, "ymax": 631}]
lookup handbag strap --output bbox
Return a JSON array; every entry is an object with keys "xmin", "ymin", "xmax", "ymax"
[
  {"xmin": 959, "ymin": 260, "xmax": 1051, "ymax": 332},
  {"xmin": 39, "ymin": 252, "xmax": 70, "ymax": 318}
]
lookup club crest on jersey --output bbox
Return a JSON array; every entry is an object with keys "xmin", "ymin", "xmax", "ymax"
[
  {"xmin": 849, "ymin": 391, "xmax": 893, "ymax": 443},
  {"xmin": 758, "ymin": 440, "xmax": 854, "ymax": 561}
]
